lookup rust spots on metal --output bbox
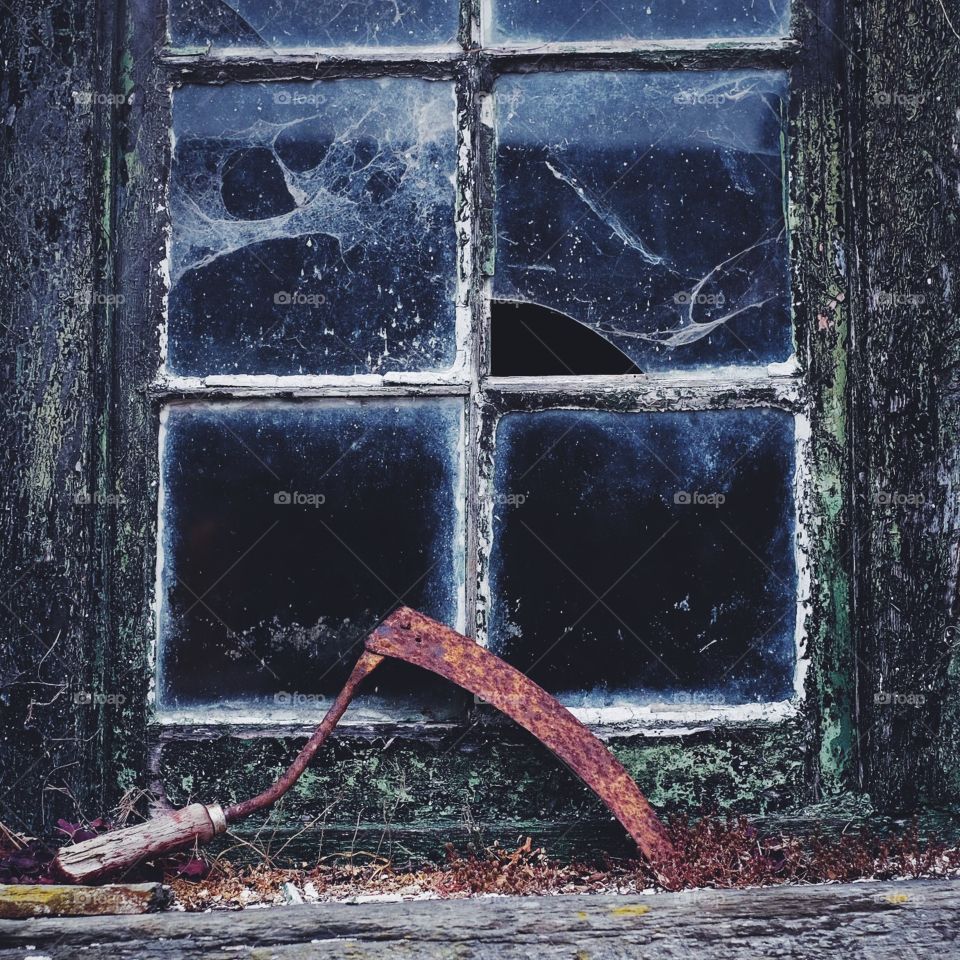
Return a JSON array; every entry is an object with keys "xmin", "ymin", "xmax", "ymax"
[
  {"xmin": 228, "ymin": 606, "xmax": 676, "ymax": 873},
  {"xmin": 55, "ymin": 608, "xmax": 677, "ymax": 883},
  {"xmin": 224, "ymin": 650, "xmax": 385, "ymax": 824},
  {"xmin": 366, "ymin": 607, "xmax": 677, "ymax": 877}
]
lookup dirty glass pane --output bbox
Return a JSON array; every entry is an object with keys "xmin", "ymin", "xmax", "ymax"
[
  {"xmin": 488, "ymin": 409, "xmax": 796, "ymax": 706},
  {"xmin": 494, "ymin": 71, "xmax": 791, "ymax": 372},
  {"xmin": 168, "ymin": 80, "xmax": 458, "ymax": 377},
  {"xmin": 169, "ymin": 0, "xmax": 460, "ymax": 50},
  {"xmin": 157, "ymin": 400, "xmax": 464, "ymax": 716},
  {"xmin": 488, "ymin": 0, "xmax": 790, "ymax": 44}
]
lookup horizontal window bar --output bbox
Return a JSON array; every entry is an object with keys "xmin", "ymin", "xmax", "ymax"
[
  {"xmin": 481, "ymin": 370, "xmax": 803, "ymax": 411},
  {"xmin": 150, "ymin": 374, "xmax": 473, "ymax": 402},
  {"xmin": 158, "ymin": 48, "xmax": 464, "ymax": 82},
  {"xmin": 152, "ymin": 371, "xmax": 801, "ymax": 404},
  {"xmin": 480, "ymin": 699, "xmax": 800, "ymax": 738},
  {"xmin": 158, "ymin": 37, "xmax": 799, "ymax": 81},
  {"xmin": 150, "ymin": 716, "xmax": 463, "ymax": 741},
  {"xmin": 480, "ymin": 37, "xmax": 800, "ymax": 74},
  {"xmin": 150, "ymin": 702, "xmax": 797, "ymax": 741}
]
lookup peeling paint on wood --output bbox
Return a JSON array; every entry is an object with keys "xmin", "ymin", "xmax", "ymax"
[
  {"xmin": 3, "ymin": 0, "xmax": 960, "ymax": 856},
  {"xmin": 0, "ymin": 0, "xmax": 113, "ymax": 833},
  {"xmin": 846, "ymin": 0, "xmax": 960, "ymax": 811}
]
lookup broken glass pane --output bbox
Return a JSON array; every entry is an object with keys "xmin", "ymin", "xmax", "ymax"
[
  {"xmin": 488, "ymin": 0, "xmax": 790, "ymax": 44},
  {"xmin": 157, "ymin": 399, "xmax": 464, "ymax": 716},
  {"xmin": 490, "ymin": 300, "xmax": 642, "ymax": 376},
  {"xmin": 169, "ymin": 0, "xmax": 460, "ymax": 50},
  {"xmin": 168, "ymin": 80, "xmax": 458, "ymax": 376},
  {"xmin": 494, "ymin": 71, "xmax": 791, "ymax": 372},
  {"xmin": 488, "ymin": 409, "xmax": 796, "ymax": 705}
]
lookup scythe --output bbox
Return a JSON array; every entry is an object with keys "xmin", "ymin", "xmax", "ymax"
[{"xmin": 53, "ymin": 608, "xmax": 676, "ymax": 884}]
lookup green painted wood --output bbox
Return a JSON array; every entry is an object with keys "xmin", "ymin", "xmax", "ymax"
[{"xmin": 790, "ymin": 0, "xmax": 858, "ymax": 798}]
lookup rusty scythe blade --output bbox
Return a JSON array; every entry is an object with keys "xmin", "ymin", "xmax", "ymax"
[
  {"xmin": 366, "ymin": 607, "xmax": 677, "ymax": 871},
  {"xmin": 52, "ymin": 606, "xmax": 676, "ymax": 883}
]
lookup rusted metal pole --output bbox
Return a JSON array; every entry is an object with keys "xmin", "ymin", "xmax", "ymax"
[
  {"xmin": 224, "ymin": 650, "xmax": 384, "ymax": 823},
  {"xmin": 367, "ymin": 608, "xmax": 677, "ymax": 876}
]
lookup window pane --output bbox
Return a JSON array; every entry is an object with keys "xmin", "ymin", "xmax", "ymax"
[
  {"xmin": 169, "ymin": 0, "xmax": 460, "ymax": 50},
  {"xmin": 168, "ymin": 80, "xmax": 458, "ymax": 376},
  {"xmin": 494, "ymin": 71, "xmax": 791, "ymax": 372},
  {"xmin": 488, "ymin": 0, "xmax": 790, "ymax": 44},
  {"xmin": 158, "ymin": 400, "xmax": 464, "ymax": 715},
  {"xmin": 488, "ymin": 409, "xmax": 796, "ymax": 706}
]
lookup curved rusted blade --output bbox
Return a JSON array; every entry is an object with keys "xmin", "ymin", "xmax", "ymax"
[{"xmin": 367, "ymin": 607, "xmax": 677, "ymax": 872}]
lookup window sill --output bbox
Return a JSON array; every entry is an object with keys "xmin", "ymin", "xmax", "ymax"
[{"xmin": 150, "ymin": 699, "xmax": 799, "ymax": 742}]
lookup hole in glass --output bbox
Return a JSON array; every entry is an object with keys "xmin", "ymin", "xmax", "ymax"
[
  {"xmin": 490, "ymin": 300, "xmax": 642, "ymax": 376},
  {"xmin": 494, "ymin": 71, "xmax": 792, "ymax": 372}
]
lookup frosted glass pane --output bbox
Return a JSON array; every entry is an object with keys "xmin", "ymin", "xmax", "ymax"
[
  {"xmin": 489, "ymin": 0, "xmax": 790, "ymax": 44},
  {"xmin": 494, "ymin": 71, "xmax": 791, "ymax": 372},
  {"xmin": 170, "ymin": 0, "xmax": 460, "ymax": 50},
  {"xmin": 488, "ymin": 409, "xmax": 796, "ymax": 705},
  {"xmin": 168, "ymin": 80, "xmax": 458, "ymax": 376},
  {"xmin": 158, "ymin": 400, "xmax": 463, "ymax": 713}
]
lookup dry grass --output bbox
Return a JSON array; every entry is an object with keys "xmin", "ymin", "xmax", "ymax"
[
  {"xmin": 5, "ymin": 811, "xmax": 957, "ymax": 909},
  {"xmin": 165, "ymin": 815, "xmax": 960, "ymax": 911}
]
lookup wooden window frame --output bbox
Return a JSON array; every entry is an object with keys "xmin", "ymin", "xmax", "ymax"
[{"xmin": 103, "ymin": 0, "xmax": 855, "ymax": 799}]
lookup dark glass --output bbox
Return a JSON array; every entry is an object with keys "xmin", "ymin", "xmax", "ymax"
[
  {"xmin": 169, "ymin": 80, "xmax": 458, "ymax": 376},
  {"xmin": 169, "ymin": 0, "xmax": 460, "ymax": 50},
  {"xmin": 488, "ymin": 409, "xmax": 797, "ymax": 705},
  {"xmin": 494, "ymin": 71, "xmax": 791, "ymax": 372},
  {"xmin": 489, "ymin": 0, "xmax": 790, "ymax": 44},
  {"xmin": 490, "ymin": 301, "xmax": 641, "ymax": 375},
  {"xmin": 158, "ymin": 400, "xmax": 464, "ymax": 714}
]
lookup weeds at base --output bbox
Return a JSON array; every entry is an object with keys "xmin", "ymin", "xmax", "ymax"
[
  {"xmin": 4, "ymin": 813, "xmax": 958, "ymax": 909},
  {"xmin": 165, "ymin": 816, "xmax": 960, "ymax": 911}
]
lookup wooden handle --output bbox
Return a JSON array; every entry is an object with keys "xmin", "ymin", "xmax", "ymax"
[{"xmin": 52, "ymin": 803, "xmax": 227, "ymax": 884}]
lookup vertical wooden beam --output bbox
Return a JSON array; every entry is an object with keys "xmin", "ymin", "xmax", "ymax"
[
  {"xmin": 791, "ymin": 0, "xmax": 858, "ymax": 796},
  {"xmin": 0, "ymin": 0, "xmax": 115, "ymax": 830},
  {"xmin": 104, "ymin": 0, "xmax": 170, "ymax": 807},
  {"xmin": 847, "ymin": 0, "xmax": 960, "ymax": 810}
]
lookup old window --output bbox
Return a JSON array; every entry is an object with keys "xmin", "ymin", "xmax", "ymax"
[
  {"xmin": 486, "ymin": 409, "xmax": 799, "ymax": 719},
  {"xmin": 167, "ymin": 79, "xmax": 461, "ymax": 376},
  {"xmin": 152, "ymin": 0, "xmax": 807, "ymax": 732}
]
